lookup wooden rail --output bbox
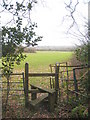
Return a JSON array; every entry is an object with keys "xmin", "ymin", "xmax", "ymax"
[
  {"xmin": 29, "ymin": 73, "xmax": 55, "ymax": 77},
  {"xmin": 1, "ymin": 72, "xmax": 23, "ymax": 77},
  {"xmin": 49, "ymin": 64, "xmax": 89, "ymax": 68}
]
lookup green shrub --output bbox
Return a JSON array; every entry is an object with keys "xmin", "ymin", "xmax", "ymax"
[{"xmin": 71, "ymin": 105, "xmax": 87, "ymax": 117}]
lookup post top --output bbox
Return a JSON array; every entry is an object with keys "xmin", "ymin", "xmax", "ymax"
[{"xmin": 25, "ymin": 62, "xmax": 28, "ymax": 65}]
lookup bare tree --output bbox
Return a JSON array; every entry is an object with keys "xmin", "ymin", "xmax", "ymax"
[{"xmin": 64, "ymin": 0, "xmax": 90, "ymax": 118}]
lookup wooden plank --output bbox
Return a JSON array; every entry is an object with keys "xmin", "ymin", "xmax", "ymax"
[
  {"xmin": 49, "ymin": 64, "xmax": 89, "ymax": 68},
  {"xmin": 2, "ymin": 89, "xmax": 24, "ymax": 91},
  {"xmin": 30, "ymin": 84, "xmax": 55, "ymax": 94},
  {"xmin": 60, "ymin": 69, "xmax": 73, "ymax": 73},
  {"xmin": 28, "ymin": 73, "xmax": 55, "ymax": 77},
  {"xmin": 1, "ymin": 73, "xmax": 23, "ymax": 75},
  {"xmin": 29, "ymin": 93, "xmax": 48, "ymax": 107},
  {"xmin": 0, "ymin": 82, "xmax": 23, "ymax": 84},
  {"xmin": 28, "ymin": 89, "xmax": 40, "ymax": 93}
]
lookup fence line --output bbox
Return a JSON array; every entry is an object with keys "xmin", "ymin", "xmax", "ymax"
[
  {"xmin": 50, "ymin": 62, "xmax": 88, "ymax": 102},
  {"xmin": 49, "ymin": 64, "xmax": 89, "ymax": 68},
  {"xmin": 1, "ymin": 62, "xmax": 88, "ymax": 109}
]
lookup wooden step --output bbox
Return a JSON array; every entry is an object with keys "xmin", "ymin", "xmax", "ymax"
[
  {"xmin": 28, "ymin": 89, "xmax": 40, "ymax": 93},
  {"xmin": 30, "ymin": 84, "xmax": 55, "ymax": 94},
  {"xmin": 29, "ymin": 93, "xmax": 48, "ymax": 107}
]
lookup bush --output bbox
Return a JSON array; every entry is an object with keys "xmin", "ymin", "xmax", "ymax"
[
  {"xmin": 71, "ymin": 105, "xmax": 87, "ymax": 117},
  {"xmin": 75, "ymin": 44, "xmax": 88, "ymax": 64}
]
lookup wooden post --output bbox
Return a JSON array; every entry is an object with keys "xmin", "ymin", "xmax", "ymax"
[
  {"xmin": 66, "ymin": 62, "xmax": 69, "ymax": 102},
  {"xmin": 55, "ymin": 63, "xmax": 59, "ymax": 104},
  {"xmin": 73, "ymin": 69, "xmax": 78, "ymax": 100},
  {"xmin": 31, "ymin": 85, "xmax": 37, "ymax": 100},
  {"xmin": 58, "ymin": 63, "xmax": 61, "ymax": 98},
  {"xmin": 22, "ymin": 72, "xmax": 25, "ymax": 95},
  {"xmin": 50, "ymin": 64, "xmax": 53, "ymax": 89},
  {"xmin": 25, "ymin": 63, "xmax": 29, "ymax": 107},
  {"xmin": 48, "ymin": 93, "xmax": 55, "ymax": 112}
]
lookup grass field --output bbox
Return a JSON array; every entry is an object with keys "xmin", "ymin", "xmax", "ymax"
[
  {"xmin": 14, "ymin": 51, "xmax": 73, "ymax": 72},
  {"xmin": 2, "ymin": 51, "xmax": 73, "ymax": 88}
]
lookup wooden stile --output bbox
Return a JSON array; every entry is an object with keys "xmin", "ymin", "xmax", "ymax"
[{"xmin": 24, "ymin": 62, "xmax": 60, "ymax": 111}]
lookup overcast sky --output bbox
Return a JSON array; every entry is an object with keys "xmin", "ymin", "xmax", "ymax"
[
  {"xmin": 0, "ymin": 0, "xmax": 88, "ymax": 47},
  {"xmin": 30, "ymin": 0, "xmax": 88, "ymax": 46}
]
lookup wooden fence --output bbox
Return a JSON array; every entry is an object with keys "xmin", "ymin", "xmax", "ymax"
[{"xmin": 1, "ymin": 62, "xmax": 89, "ymax": 111}]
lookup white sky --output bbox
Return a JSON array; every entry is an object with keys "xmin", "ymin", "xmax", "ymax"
[
  {"xmin": 0, "ymin": 0, "xmax": 88, "ymax": 46},
  {"xmin": 30, "ymin": 0, "xmax": 88, "ymax": 46}
]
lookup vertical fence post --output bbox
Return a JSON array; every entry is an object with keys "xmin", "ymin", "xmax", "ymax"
[
  {"xmin": 55, "ymin": 63, "xmax": 59, "ymax": 104},
  {"xmin": 22, "ymin": 72, "xmax": 25, "ymax": 95},
  {"xmin": 25, "ymin": 63, "xmax": 29, "ymax": 107},
  {"xmin": 50, "ymin": 64, "xmax": 52, "ymax": 89},
  {"xmin": 66, "ymin": 62, "xmax": 69, "ymax": 102},
  {"xmin": 73, "ymin": 69, "xmax": 78, "ymax": 100}
]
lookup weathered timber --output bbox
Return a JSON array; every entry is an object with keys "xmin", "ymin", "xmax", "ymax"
[
  {"xmin": 30, "ymin": 84, "xmax": 56, "ymax": 111},
  {"xmin": 1, "ymin": 82, "xmax": 23, "ymax": 83},
  {"xmin": 29, "ymin": 73, "xmax": 55, "ymax": 77},
  {"xmin": 50, "ymin": 77, "xmax": 52, "ymax": 89},
  {"xmin": 29, "ymin": 93, "xmax": 48, "ymax": 107},
  {"xmin": 49, "ymin": 64, "xmax": 89, "ymax": 68},
  {"xmin": 2, "ymin": 89, "xmax": 24, "ymax": 91},
  {"xmin": 22, "ymin": 72, "xmax": 25, "ymax": 95},
  {"xmin": 55, "ymin": 63, "xmax": 59, "ymax": 104},
  {"xmin": 28, "ymin": 89, "xmax": 40, "ymax": 93},
  {"xmin": 25, "ymin": 63, "xmax": 29, "ymax": 107},
  {"xmin": 0, "ymin": 73, "xmax": 23, "ymax": 75},
  {"xmin": 31, "ymin": 86, "xmax": 37, "ymax": 100},
  {"xmin": 30, "ymin": 84, "xmax": 55, "ymax": 94},
  {"xmin": 48, "ymin": 92, "xmax": 55, "ymax": 112},
  {"xmin": 66, "ymin": 62, "xmax": 69, "ymax": 102},
  {"xmin": 50, "ymin": 64, "xmax": 53, "ymax": 89}
]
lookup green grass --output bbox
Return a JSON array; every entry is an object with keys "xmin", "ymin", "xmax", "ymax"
[
  {"xmin": 2, "ymin": 51, "xmax": 73, "ymax": 87},
  {"xmin": 14, "ymin": 51, "xmax": 73, "ymax": 72}
]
